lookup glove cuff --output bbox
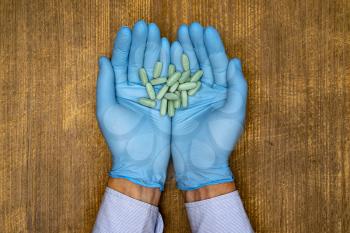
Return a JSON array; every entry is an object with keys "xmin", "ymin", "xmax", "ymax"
[
  {"xmin": 109, "ymin": 172, "xmax": 165, "ymax": 191},
  {"xmin": 175, "ymin": 167, "xmax": 234, "ymax": 191}
]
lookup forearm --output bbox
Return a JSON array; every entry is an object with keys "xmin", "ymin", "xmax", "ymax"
[
  {"xmin": 184, "ymin": 182, "xmax": 254, "ymax": 233},
  {"xmin": 93, "ymin": 178, "xmax": 163, "ymax": 233},
  {"xmin": 184, "ymin": 182, "xmax": 235, "ymax": 202},
  {"xmin": 108, "ymin": 178, "xmax": 161, "ymax": 206}
]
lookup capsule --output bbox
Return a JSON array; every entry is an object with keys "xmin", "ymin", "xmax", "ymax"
[
  {"xmin": 169, "ymin": 81, "xmax": 179, "ymax": 93},
  {"xmin": 178, "ymin": 82, "xmax": 197, "ymax": 91},
  {"xmin": 166, "ymin": 72, "xmax": 181, "ymax": 86},
  {"xmin": 179, "ymin": 70, "xmax": 191, "ymax": 83},
  {"xmin": 167, "ymin": 100, "xmax": 175, "ymax": 117},
  {"xmin": 181, "ymin": 90, "xmax": 188, "ymax": 108},
  {"xmin": 150, "ymin": 77, "xmax": 167, "ymax": 85},
  {"xmin": 182, "ymin": 54, "xmax": 190, "ymax": 71},
  {"xmin": 153, "ymin": 62, "xmax": 162, "ymax": 78},
  {"xmin": 156, "ymin": 85, "xmax": 169, "ymax": 100},
  {"xmin": 188, "ymin": 82, "xmax": 201, "ymax": 96},
  {"xmin": 160, "ymin": 98, "xmax": 168, "ymax": 116},
  {"xmin": 138, "ymin": 97, "xmax": 156, "ymax": 108},
  {"xmin": 138, "ymin": 68, "xmax": 148, "ymax": 86},
  {"xmin": 190, "ymin": 70, "xmax": 203, "ymax": 82},
  {"xmin": 164, "ymin": 92, "xmax": 179, "ymax": 100},
  {"xmin": 146, "ymin": 83, "xmax": 156, "ymax": 100},
  {"xmin": 174, "ymin": 91, "xmax": 181, "ymax": 108},
  {"xmin": 168, "ymin": 64, "xmax": 175, "ymax": 76}
]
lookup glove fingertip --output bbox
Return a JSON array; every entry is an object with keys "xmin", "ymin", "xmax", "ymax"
[
  {"xmin": 228, "ymin": 58, "xmax": 245, "ymax": 79},
  {"xmin": 96, "ymin": 56, "xmax": 117, "ymax": 116},
  {"xmin": 226, "ymin": 59, "xmax": 247, "ymax": 94},
  {"xmin": 232, "ymin": 58, "xmax": 242, "ymax": 70},
  {"xmin": 99, "ymin": 56, "xmax": 109, "ymax": 66}
]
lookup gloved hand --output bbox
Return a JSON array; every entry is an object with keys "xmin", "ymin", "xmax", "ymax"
[
  {"xmin": 96, "ymin": 20, "xmax": 171, "ymax": 190},
  {"xmin": 170, "ymin": 23, "xmax": 247, "ymax": 190}
]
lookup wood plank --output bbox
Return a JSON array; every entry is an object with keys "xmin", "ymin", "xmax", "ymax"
[{"xmin": 0, "ymin": 0, "xmax": 349, "ymax": 232}]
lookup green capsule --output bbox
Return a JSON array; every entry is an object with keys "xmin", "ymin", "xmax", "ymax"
[
  {"xmin": 160, "ymin": 98, "xmax": 167, "ymax": 116},
  {"xmin": 150, "ymin": 77, "xmax": 167, "ymax": 85},
  {"xmin": 174, "ymin": 91, "xmax": 181, "ymax": 109},
  {"xmin": 156, "ymin": 85, "xmax": 169, "ymax": 100},
  {"xmin": 178, "ymin": 82, "xmax": 197, "ymax": 91},
  {"xmin": 168, "ymin": 64, "xmax": 175, "ymax": 76},
  {"xmin": 182, "ymin": 54, "xmax": 190, "ymax": 71},
  {"xmin": 146, "ymin": 83, "xmax": 156, "ymax": 100},
  {"xmin": 138, "ymin": 97, "xmax": 156, "ymax": 108},
  {"xmin": 174, "ymin": 99, "xmax": 181, "ymax": 109},
  {"xmin": 190, "ymin": 70, "xmax": 203, "ymax": 82},
  {"xmin": 166, "ymin": 72, "xmax": 181, "ymax": 86},
  {"xmin": 188, "ymin": 82, "xmax": 202, "ymax": 96},
  {"xmin": 167, "ymin": 100, "xmax": 175, "ymax": 117},
  {"xmin": 178, "ymin": 70, "xmax": 191, "ymax": 83},
  {"xmin": 138, "ymin": 68, "xmax": 148, "ymax": 86},
  {"xmin": 153, "ymin": 62, "xmax": 162, "ymax": 78},
  {"xmin": 164, "ymin": 92, "xmax": 179, "ymax": 100},
  {"xmin": 181, "ymin": 90, "xmax": 188, "ymax": 108},
  {"xmin": 169, "ymin": 81, "xmax": 179, "ymax": 93}
]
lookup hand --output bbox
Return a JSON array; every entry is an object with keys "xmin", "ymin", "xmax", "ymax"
[
  {"xmin": 96, "ymin": 20, "xmax": 171, "ymax": 190},
  {"xmin": 170, "ymin": 23, "xmax": 247, "ymax": 190}
]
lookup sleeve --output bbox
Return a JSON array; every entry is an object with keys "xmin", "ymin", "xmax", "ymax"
[
  {"xmin": 185, "ymin": 191, "xmax": 254, "ymax": 233},
  {"xmin": 93, "ymin": 187, "xmax": 164, "ymax": 233}
]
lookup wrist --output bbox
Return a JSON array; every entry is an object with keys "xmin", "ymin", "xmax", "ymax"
[
  {"xmin": 184, "ymin": 182, "xmax": 236, "ymax": 203},
  {"xmin": 108, "ymin": 178, "xmax": 161, "ymax": 206}
]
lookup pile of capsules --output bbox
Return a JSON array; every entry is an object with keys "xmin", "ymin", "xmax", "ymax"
[{"xmin": 138, "ymin": 54, "xmax": 203, "ymax": 117}]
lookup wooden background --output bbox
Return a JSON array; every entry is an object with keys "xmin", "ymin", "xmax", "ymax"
[{"xmin": 1, "ymin": 0, "xmax": 349, "ymax": 232}]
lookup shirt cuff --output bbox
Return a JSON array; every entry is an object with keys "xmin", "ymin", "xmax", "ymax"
[
  {"xmin": 93, "ymin": 187, "xmax": 163, "ymax": 233},
  {"xmin": 185, "ymin": 191, "xmax": 254, "ymax": 233}
]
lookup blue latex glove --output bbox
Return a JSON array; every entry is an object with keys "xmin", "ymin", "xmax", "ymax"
[
  {"xmin": 96, "ymin": 20, "xmax": 171, "ymax": 190},
  {"xmin": 170, "ymin": 23, "xmax": 248, "ymax": 190}
]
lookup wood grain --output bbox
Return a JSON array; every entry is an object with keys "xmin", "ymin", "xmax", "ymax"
[{"xmin": 1, "ymin": 0, "xmax": 349, "ymax": 232}]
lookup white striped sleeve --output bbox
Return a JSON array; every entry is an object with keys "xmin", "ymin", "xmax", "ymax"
[
  {"xmin": 185, "ymin": 191, "xmax": 254, "ymax": 233},
  {"xmin": 93, "ymin": 187, "xmax": 163, "ymax": 233}
]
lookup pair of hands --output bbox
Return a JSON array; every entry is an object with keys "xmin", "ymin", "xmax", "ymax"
[{"xmin": 96, "ymin": 20, "xmax": 247, "ymax": 191}]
